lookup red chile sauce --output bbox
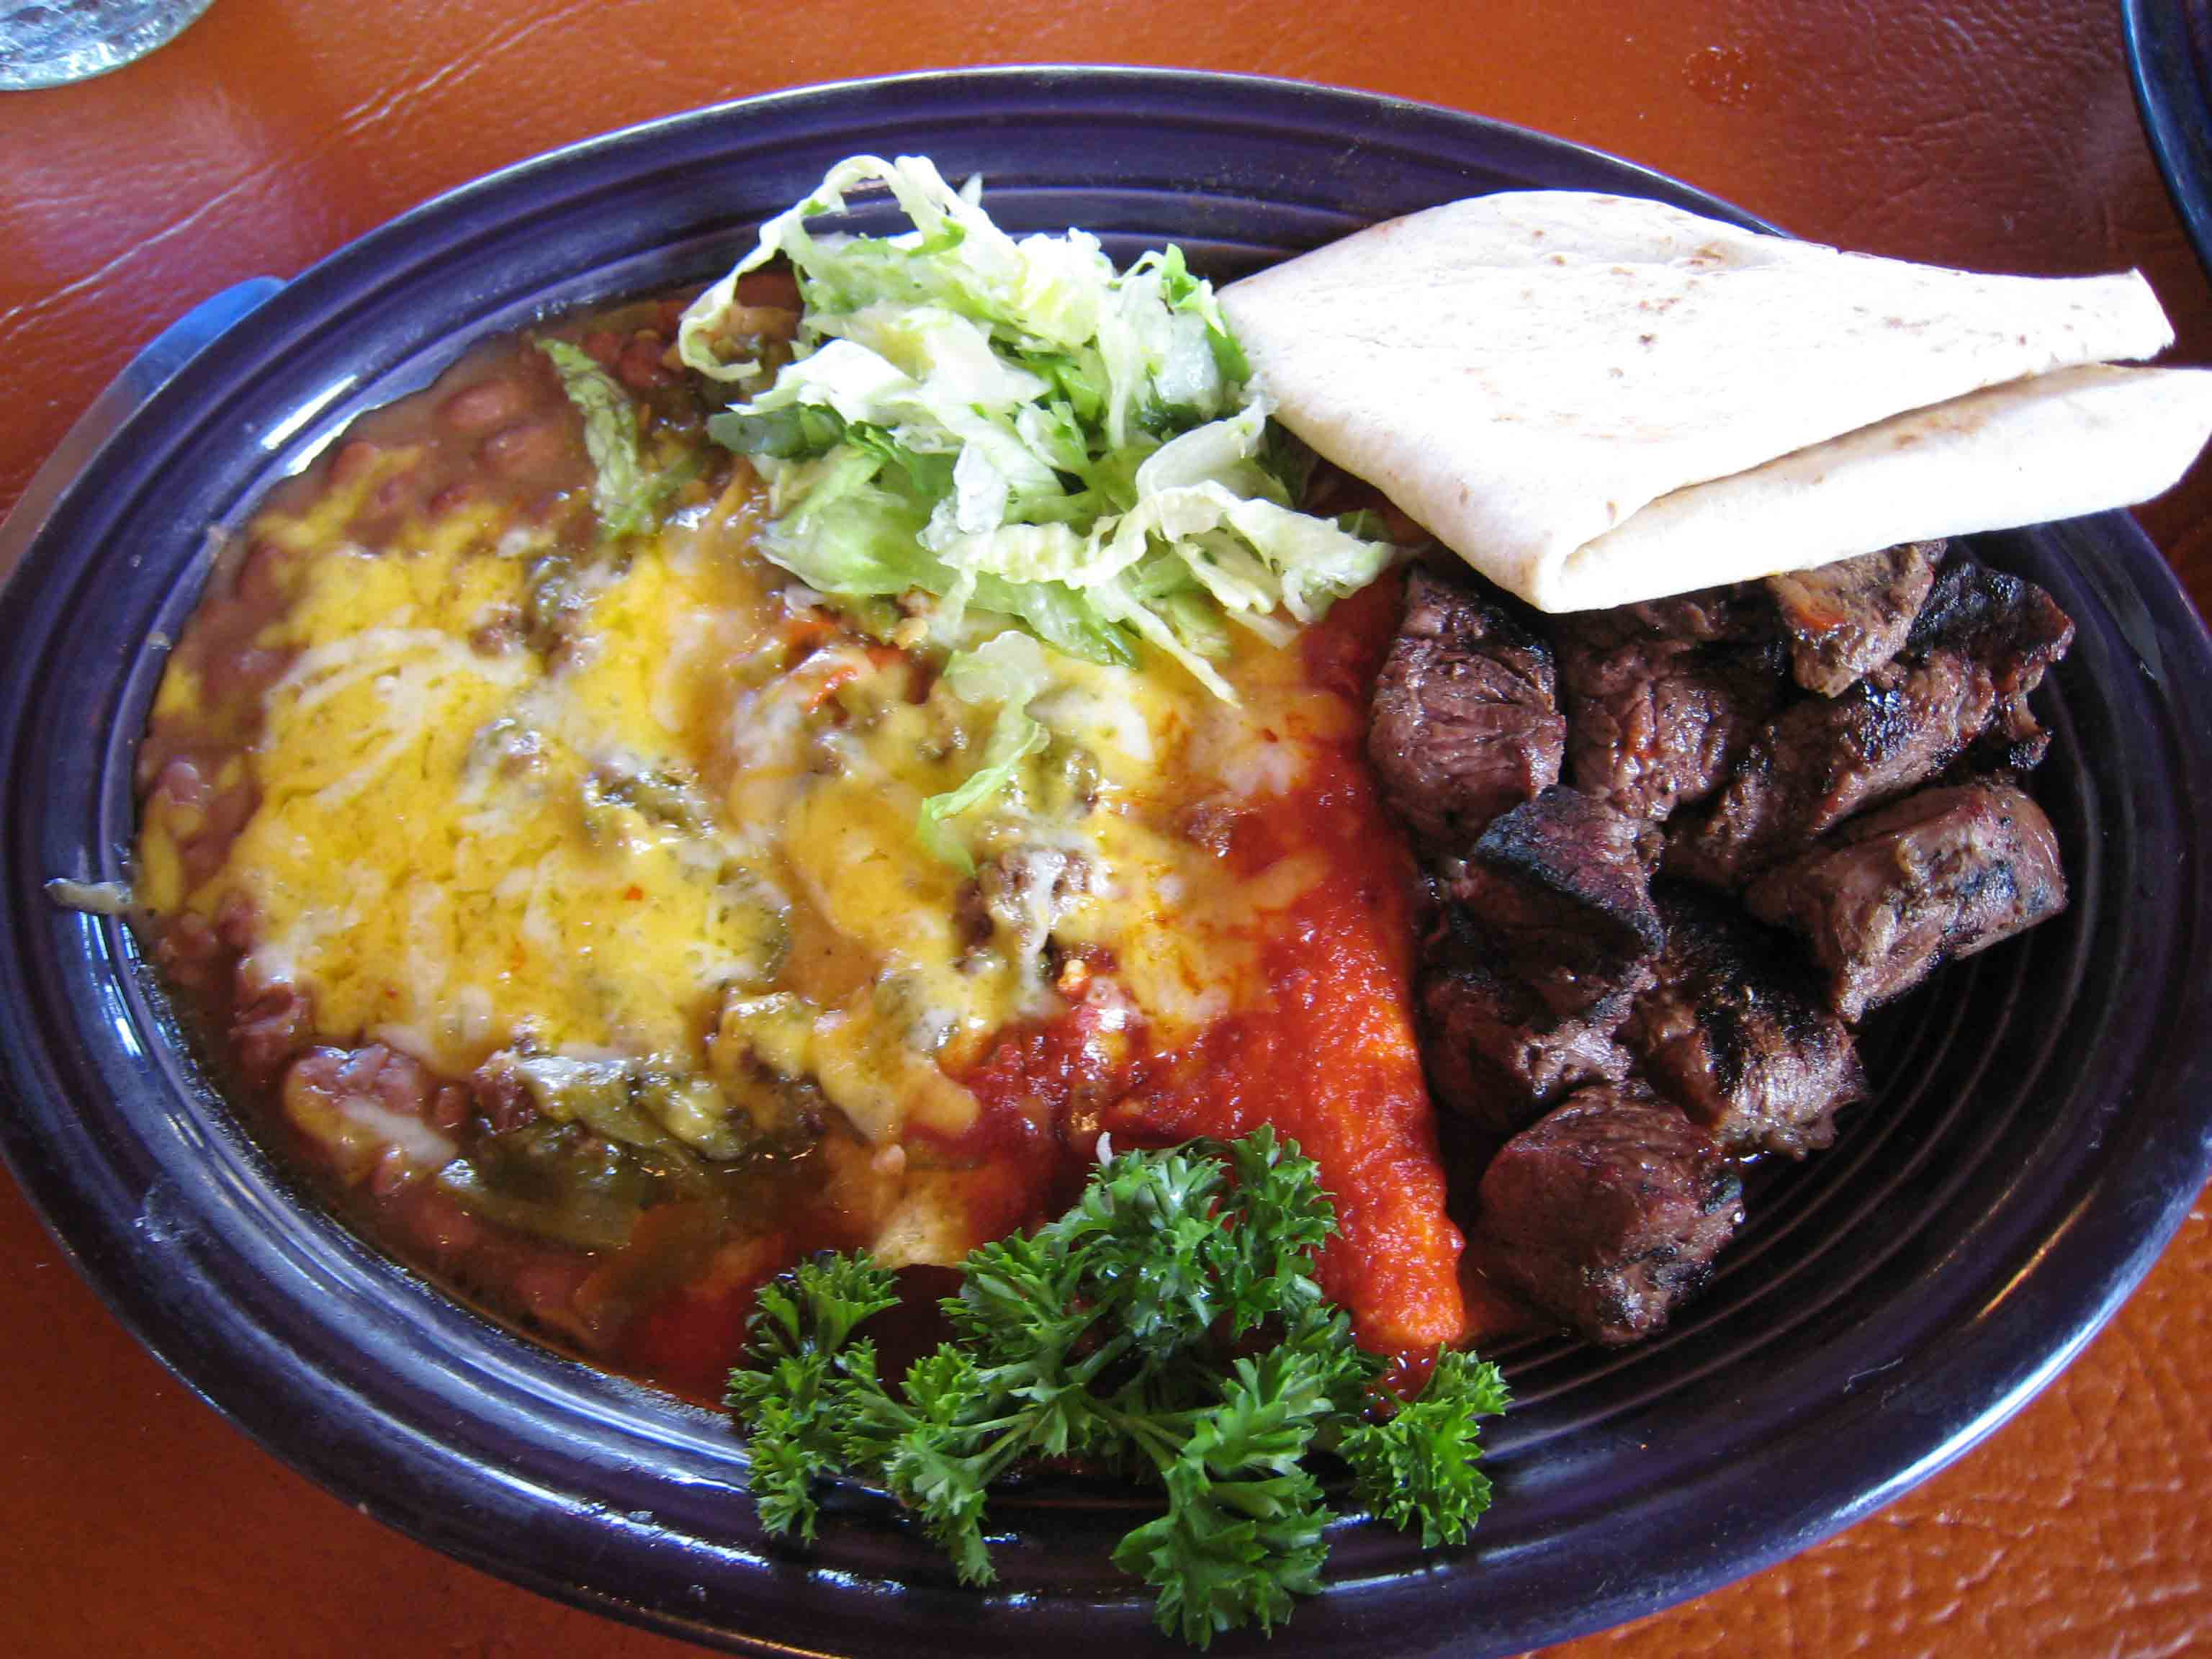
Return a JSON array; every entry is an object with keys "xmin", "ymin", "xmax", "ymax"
[{"xmin": 931, "ymin": 572, "xmax": 1535, "ymax": 1358}]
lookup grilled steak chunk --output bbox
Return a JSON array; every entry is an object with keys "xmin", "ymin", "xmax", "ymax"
[
  {"xmin": 1421, "ymin": 956, "xmax": 1633, "ymax": 1141},
  {"xmin": 1627, "ymin": 886, "xmax": 1867, "ymax": 1157},
  {"xmin": 1369, "ymin": 565, "xmax": 1565, "ymax": 848},
  {"xmin": 1665, "ymin": 651, "xmax": 1991, "ymax": 888},
  {"xmin": 1904, "ymin": 555, "xmax": 2076, "ymax": 677},
  {"xmin": 1439, "ymin": 786, "xmax": 1665, "ymax": 1017},
  {"xmin": 1476, "ymin": 1081, "xmax": 1743, "ymax": 1345},
  {"xmin": 1920, "ymin": 559, "xmax": 2073, "ymax": 778},
  {"xmin": 1765, "ymin": 539, "xmax": 1944, "ymax": 696},
  {"xmin": 1668, "ymin": 559, "xmax": 2074, "ymax": 889},
  {"xmin": 1560, "ymin": 583, "xmax": 1772, "ymax": 649},
  {"xmin": 1966, "ymin": 691, "xmax": 2053, "ymax": 773},
  {"xmin": 1745, "ymin": 780, "xmax": 2067, "ymax": 1019},
  {"xmin": 1559, "ymin": 629, "xmax": 1786, "ymax": 820}
]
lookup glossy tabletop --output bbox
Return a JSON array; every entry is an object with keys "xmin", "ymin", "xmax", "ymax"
[{"xmin": 3, "ymin": 4, "xmax": 2208, "ymax": 1655}]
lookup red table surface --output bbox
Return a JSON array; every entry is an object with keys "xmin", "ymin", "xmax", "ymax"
[{"xmin": 2, "ymin": 3, "xmax": 2207, "ymax": 1655}]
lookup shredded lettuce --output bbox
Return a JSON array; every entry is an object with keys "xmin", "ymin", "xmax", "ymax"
[
  {"xmin": 943, "ymin": 629, "xmax": 1054, "ymax": 707},
  {"xmin": 537, "ymin": 338, "xmax": 693, "ymax": 540},
  {"xmin": 680, "ymin": 157, "xmax": 1393, "ymax": 698},
  {"xmin": 916, "ymin": 633, "xmax": 1055, "ymax": 871}
]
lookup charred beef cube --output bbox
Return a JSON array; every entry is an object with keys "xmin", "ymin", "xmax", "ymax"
[
  {"xmin": 1439, "ymin": 786, "xmax": 1665, "ymax": 1017},
  {"xmin": 1917, "ymin": 559, "xmax": 2072, "ymax": 777},
  {"xmin": 1421, "ymin": 956, "xmax": 1633, "ymax": 1141},
  {"xmin": 1558, "ymin": 628, "xmax": 1787, "ymax": 821},
  {"xmin": 1668, "ymin": 559, "xmax": 2074, "ymax": 889},
  {"xmin": 1560, "ymin": 582, "xmax": 1772, "ymax": 650},
  {"xmin": 1665, "ymin": 650, "xmax": 1994, "ymax": 889},
  {"xmin": 1369, "ymin": 565, "xmax": 1565, "ymax": 848},
  {"xmin": 1903, "ymin": 554, "xmax": 2076, "ymax": 681},
  {"xmin": 1627, "ymin": 887, "xmax": 1867, "ymax": 1158},
  {"xmin": 1921, "ymin": 559, "xmax": 2073, "ymax": 773},
  {"xmin": 1765, "ymin": 539, "xmax": 1944, "ymax": 696},
  {"xmin": 1744, "ymin": 780, "xmax": 2067, "ymax": 1019},
  {"xmin": 1902, "ymin": 557, "xmax": 2072, "ymax": 775},
  {"xmin": 1964, "ymin": 693, "xmax": 2053, "ymax": 773},
  {"xmin": 1476, "ymin": 1082, "xmax": 1743, "ymax": 1345}
]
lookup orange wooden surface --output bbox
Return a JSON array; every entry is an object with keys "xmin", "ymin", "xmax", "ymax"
[{"xmin": 3, "ymin": 3, "xmax": 2208, "ymax": 1655}]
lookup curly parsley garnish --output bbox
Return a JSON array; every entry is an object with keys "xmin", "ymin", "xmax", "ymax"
[{"xmin": 726, "ymin": 1128, "xmax": 1509, "ymax": 1646}]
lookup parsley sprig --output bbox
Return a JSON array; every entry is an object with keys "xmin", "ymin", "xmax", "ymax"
[{"xmin": 726, "ymin": 1129, "xmax": 1510, "ymax": 1646}]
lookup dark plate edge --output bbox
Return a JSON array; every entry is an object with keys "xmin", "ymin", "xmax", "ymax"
[{"xmin": 2123, "ymin": 0, "xmax": 2212, "ymax": 277}]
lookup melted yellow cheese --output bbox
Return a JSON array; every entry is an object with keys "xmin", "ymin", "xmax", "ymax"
[
  {"xmin": 166, "ymin": 488, "xmax": 789, "ymax": 1079},
  {"xmin": 142, "ymin": 458, "xmax": 1359, "ymax": 1163}
]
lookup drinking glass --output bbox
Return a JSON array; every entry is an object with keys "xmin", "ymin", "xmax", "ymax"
[{"xmin": 0, "ymin": 0, "xmax": 216, "ymax": 89}]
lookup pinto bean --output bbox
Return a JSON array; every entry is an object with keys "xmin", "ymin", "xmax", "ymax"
[
  {"xmin": 150, "ymin": 756, "xmax": 212, "ymax": 816},
  {"xmin": 369, "ymin": 471, "xmax": 421, "ymax": 518},
  {"xmin": 282, "ymin": 1041, "xmax": 472, "ymax": 1194},
  {"xmin": 477, "ymin": 418, "xmax": 568, "ymax": 480},
  {"xmin": 524, "ymin": 489, "xmax": 590, "ymax": 536},
  {"xmin": 177, "ymin": 832, "xmax": 229, "ymax": 891},
  {"xmin": 233, "ymin": 539, "xmax": 296, "ymax": 609},
  {"xmin": 427, "ymin": 1084, "xmax": 471, "ymax": 1133},
  {"xmin": 469, "ymin": 609, "xmax": 523, "ymax": 657},
  {"xmin": 284, "ymin": 1046, "xmax": 349, "ymax": 1098},
  {"xmin": 331, "ymin": 1044, "xmax": 417, "ymax": 1115},
  {"xmin": 153, "ymin": 913, "xmax": 222, "ymax": 995},
  {"xmin": 426, "ymin": 481, "xmax": 475, "ymax": 518},
  {"xmin": 737, "ymin": 267, "xmax": 802, "ymax": 313},
  {"xmin": 287, "ymin": 1041, "xmax": 452, "ymax": 1125},
  {"xmin": 400, "ymin": 1188, "xmax": 486, "ymax": 1258},
  {"xmin": 179, "ymin": 786, "xmax": 257, "ymax": 887},
  {"xmin": 214, "ymin": 891, "xmax": 257, "ymax": 953},
  {"xmin": 282, "ymin": 1048, "xmax": 379, "ymax": 1185},
  {"xmin": 230, "ymin": 979, "xmax": 311, "ymax": 1085},
  {"xmin": 328, "ymin": 439, "xmax": 385, "ymax": 487},
  {"xmin": 616, "ymin": 333, "xmax": 676, "ymax": 393},
  {"xmin": 206, "ymin": 646, "xmax": 289, "ymax": 702},
  {"xmin": 438, "ymin": 376, "xmax": 530, "ymax": 435},
  {"xmin": 469, "ymin": 1058, "xmax": 539, "ymax": 1133},
  {"xmin": 368, "ymin": 1146, "xmax": 418, "ymax": 1200}
]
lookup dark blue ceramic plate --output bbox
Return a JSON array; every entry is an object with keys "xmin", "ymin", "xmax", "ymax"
[
  {"xmin": 2126, "ymin": 0, "xmax": 2212, "ymax": 278},
  {"xmin": 3, "ymin": 68, "xmax": 2210, "ymax": 1658}
]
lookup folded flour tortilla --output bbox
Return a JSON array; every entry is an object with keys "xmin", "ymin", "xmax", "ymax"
[{"xmin": 1218, "ymin": 192, "xmax": 2212, "ymax": 611}]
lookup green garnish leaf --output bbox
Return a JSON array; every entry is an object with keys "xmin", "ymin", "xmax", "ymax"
[
  {"xmin": 726, "ymin": 1128, "xmax": 1507, "ymax": 1646},
  {"xmin": 1340, "ymin": 1346, "xmax": 1512, "ymax": 1550},
  {"xmin": 721, "ymin": 1254, "xmax": 899, "ymax": 1542}
]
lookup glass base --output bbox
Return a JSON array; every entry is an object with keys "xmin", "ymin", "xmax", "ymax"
[{"xmin": 0, "ymin": 0, "xmax": 217, "ymax": 89}]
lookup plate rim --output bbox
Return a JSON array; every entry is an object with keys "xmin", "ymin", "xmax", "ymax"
[{"xmin": 2123, "ymin": 0, "xmax": 2212, "ymax": 278}]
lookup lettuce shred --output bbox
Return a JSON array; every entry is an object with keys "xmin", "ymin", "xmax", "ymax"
[
  {"xmin": 916, "ymin": 632, "xmax": 1053, "ymax": 871},
  {"xmin": 537, "ymin": 338, "xmax": 698, "ymax": 540}
]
